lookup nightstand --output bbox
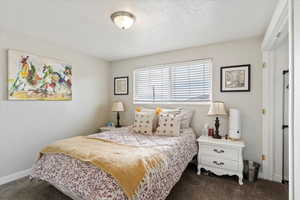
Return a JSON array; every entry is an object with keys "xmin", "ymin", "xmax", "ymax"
[{"xmin": 197, "ymin": 136, "xmax": 245, "ymax": 185}]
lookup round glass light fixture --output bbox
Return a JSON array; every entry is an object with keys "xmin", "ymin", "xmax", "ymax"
[{"xmin": 111, "ymin": 11, "xmax": 136, "ymax": 30}]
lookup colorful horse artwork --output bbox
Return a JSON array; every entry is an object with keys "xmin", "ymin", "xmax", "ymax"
[{"xmin": 8, "ymin": 50, "xmax": 72, "ymax": 100}]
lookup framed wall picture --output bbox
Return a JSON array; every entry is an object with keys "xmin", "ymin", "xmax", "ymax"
[
  {"xmin": 220, "ymin": 64, "xmax": 251, "ymax": 92},
  {"xmin": 114, "ymin": 76, "xmax": 129, "ymax": 95},
  {"xmin": 8, "ymin": 49, "xmax": 72, "ymax": 101}
]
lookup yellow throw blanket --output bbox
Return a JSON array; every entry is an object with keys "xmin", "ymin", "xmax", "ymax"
[{"xmin": 39, "ymin": 136, "xmax": 164, "ymax": 199}]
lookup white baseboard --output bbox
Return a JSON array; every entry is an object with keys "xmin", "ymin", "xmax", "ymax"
[
  {"xmin": 273, "ymin": 174, "xmax": 289, "ymax": 183},
  {"xmin": 0, "ymin": 168, "xmax": 32, "ymax": 185},
  {"xmin": 258, "ymin": 172, "xmax": 289, "ymax": 182},
  {"xmin": 258, "ymin": 171, "xmax": 264, "ymax": 179}
]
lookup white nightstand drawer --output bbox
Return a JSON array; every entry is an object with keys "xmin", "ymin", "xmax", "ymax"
[
  {"xmin": 199, "ymin": 144, "xmax": 238, "ymax": 161},
  {"xmin": 201, "ymin": 156, "xmax": 238, "ymax": 171}
]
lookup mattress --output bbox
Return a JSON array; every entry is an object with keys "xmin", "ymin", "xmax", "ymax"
[{"xmin": 31, "ymin": 127, "xmax": 197, "ymax": 200}]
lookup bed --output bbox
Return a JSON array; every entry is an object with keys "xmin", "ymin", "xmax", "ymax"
[{"xmin": 31, "ymin": 127, "xmax": 197, "ymax": 200}]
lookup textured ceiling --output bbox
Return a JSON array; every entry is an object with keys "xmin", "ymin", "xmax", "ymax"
[{"xmin": 0, "ymin": 0, "xmax": 278, "ymax": 61}]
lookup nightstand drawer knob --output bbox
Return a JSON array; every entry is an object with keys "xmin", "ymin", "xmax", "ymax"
[
  {"xmin": 213, "ymin": 161, "xmax": 224, "ymax": 166},
  {"xmin": 213, "ymin": 149, "xmax": 225, "ymax": 153}
]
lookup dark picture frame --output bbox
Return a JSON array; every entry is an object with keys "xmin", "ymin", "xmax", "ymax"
[
  {"xmin": 220, "ymin": 64, "xmax": 251, "ymax": 92},
  {"xmin": 114, "ymin": 76, "xmax": 129, "ymax": 95}
]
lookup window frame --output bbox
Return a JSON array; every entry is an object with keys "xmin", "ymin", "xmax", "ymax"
[{"xmin": 133, "ymin": 59, "xmax": 213, "ymax": 105}]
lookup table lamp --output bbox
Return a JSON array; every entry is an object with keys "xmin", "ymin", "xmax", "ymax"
[
  {"xmin": 112, "ymin": 101, "xmax": 124, "ymax": 128},
  {"xmin": 208, "ymin": 101, "xmax": 227, "ymax": 139}
]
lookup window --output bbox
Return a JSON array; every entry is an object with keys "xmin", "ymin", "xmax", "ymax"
[{"xmin": 133, "ymin": 59, "xmax": 212, "ymax": 103}]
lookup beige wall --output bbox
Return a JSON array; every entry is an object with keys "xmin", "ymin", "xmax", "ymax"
[
  {"xmin": 0, "ymin": 30, "xmax": 110, "ymax": 177},
  {"xmin": 0, "ymin": 33, "xmax": 264, "ymax": 178},
  {"xmin": 110, "ymin": 37, "xmax": 263, "ymax": 163}
]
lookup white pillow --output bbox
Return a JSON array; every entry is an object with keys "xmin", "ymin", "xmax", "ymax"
[
  {"xmin": 133, "ymin": 111, "xmax": 156, "ymax": 135},
  {"xmin": 178, "ymin": 108, "xmax": 194, "ymax": 128},
  {"xmin": 156, "ymin": 113, "xmax": 182, "ymax": 137},
  {"xmin": 159, "ymin": 107, "xmax": 194, "ymax": 129},
  {"xmin": 135, "ymin": 107, "xmax": 159, "ymax": 131}
]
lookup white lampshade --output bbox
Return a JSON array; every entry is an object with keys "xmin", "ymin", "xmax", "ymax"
[
  {"xmin": 111, "ymin": 11, "xmax": 136, "ymax": 30},
  {"xmin": 112, "ymin": 101, "xmax": 124, "ymax": 112},
  {"xmin": 208, "ymin": 102, "xmax": 227, "ymax": 116}
]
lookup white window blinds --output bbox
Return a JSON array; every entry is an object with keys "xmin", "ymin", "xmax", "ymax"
[{"xmin": 134, "ymin": 59, "xmax": 212, "ymax": 103}]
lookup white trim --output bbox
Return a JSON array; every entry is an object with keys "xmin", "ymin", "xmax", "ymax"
[
  {"xmin": 133, "ymin": 101, "xmax": 211, "ymax": 105},
  {"xmin": 288, "ymin": 0, "xmax": 294, "ymax": 199},
  {"xmin": 0, "ymin": 168, "xmax": 32, "ymax": 185},
  {"xmin": 261, "ymin": 51, "xmax": 276, "ymax": 180},
  {"xmin": 262, "ymin": 0, "xmax": 288, "ymax": 51},
  {"xmin": 261, "ymin": 0, "xmax": 289, "ymax": 181},
  {"xmin": 273, "ymin": 174, "xmax": 289, "ymax": 183}
]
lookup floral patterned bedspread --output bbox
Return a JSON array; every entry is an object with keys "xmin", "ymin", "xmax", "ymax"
[{"xmin": 31, "ymin": 127, "xmax": 197, "ymax": 200}]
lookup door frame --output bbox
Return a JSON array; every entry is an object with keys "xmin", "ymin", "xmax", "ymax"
[
  {"xmin": 261, "ymin": 0, "xmax": 289, "ymax": 181},
  {"xmin": 288, "ymin": 0, "xmax": 294, "ymax": 199}
]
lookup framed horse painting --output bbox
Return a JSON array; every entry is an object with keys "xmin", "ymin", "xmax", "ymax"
[{"xmin": 8, "ymin": 49, "xmax": 72, "ymax": 101}]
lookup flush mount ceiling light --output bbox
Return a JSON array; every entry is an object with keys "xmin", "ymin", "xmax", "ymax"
[{"xmin": 111, "ymin": 11, "xmax": 136, "ymax": 30}]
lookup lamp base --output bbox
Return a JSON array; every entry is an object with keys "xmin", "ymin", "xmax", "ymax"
[
  {"xmin": 213, "ymin": 134, "xmax": 222, "ymax": 139},
  {"xmin": 116, "ymin": 112, "xmax": 121, "ymax": 128},
  {"xmin": 213, "ymin": 116, "xmax": 222, "ymax": 139}
]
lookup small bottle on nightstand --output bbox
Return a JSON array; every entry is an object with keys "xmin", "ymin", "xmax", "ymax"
[{"xmin": 202, "ymin": 124, "xmax": 209, "ymax": 136}]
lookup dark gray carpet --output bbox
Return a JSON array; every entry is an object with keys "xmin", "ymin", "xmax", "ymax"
[{"xmin": 0, "ymin": 165, "xmax": 288, "ymax": 200}]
